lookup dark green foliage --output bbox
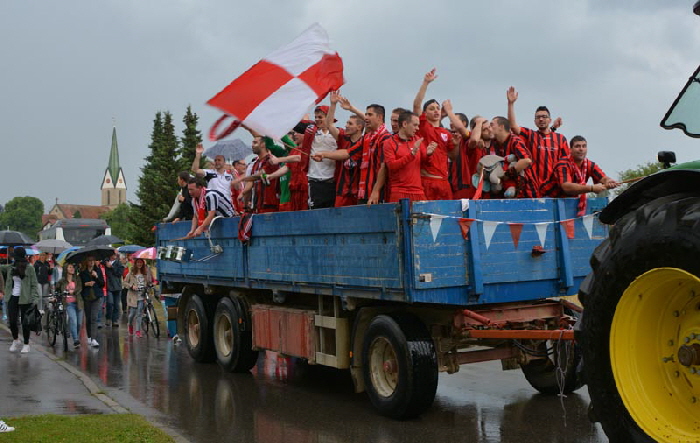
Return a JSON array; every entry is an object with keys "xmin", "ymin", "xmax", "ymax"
[
  {"xmin": 101, "ymin": 203, "xmax": 132, "ymax": 243},
  {"xmin": 0, "ymin": 196, "xmax": 44, "ymax": 240},
  {"xmin": 179, "ymin": 105, "xmax": 204, "ymax": 173},
  {"xmin": 616, "ymin": 161, "xmax": 663, "ymax": 195},
  {"xmin": 129, "ymin": 112, "xmax": 181, "ymax": 246},
  {"xmin": 72, "ymin": 210, "xmax": 82, "ymax": 218}
]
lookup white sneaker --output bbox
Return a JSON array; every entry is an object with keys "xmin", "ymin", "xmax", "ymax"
[
  {"xmin": 91, "ymin": 338, "xmax": 99, "ymax": 347},
  {"xmin": 21, "ymin": 344, "xmax": 30, "ymax": 353},
  {"xmin": 0, "ymin": 420, "xmax": 14, "ymax": 433},
  {"xmin": 9, "ymin": 340, "xmax": 20, "ymax": 352}
]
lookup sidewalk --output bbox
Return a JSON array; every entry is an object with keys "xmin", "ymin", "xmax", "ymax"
[{"xmin": 0, "ymin": 326, "xmax": 119, "ymax": 418}]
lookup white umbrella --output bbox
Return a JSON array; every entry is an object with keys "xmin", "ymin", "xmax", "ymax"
[{"xmin": 34, "ymin": 239, "xmax": 73, "ymax": 254}]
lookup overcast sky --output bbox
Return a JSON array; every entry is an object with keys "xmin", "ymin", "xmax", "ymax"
[{"xmin": 3, "ymin": 1, "xmax": 700, "ymax": 212}]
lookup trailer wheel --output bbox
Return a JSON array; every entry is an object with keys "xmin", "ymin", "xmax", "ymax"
[
  {"xmin": 213, "ymin": 297, "xmax": 259, "ymax": 372},
  {"xmin": 362, "ymin": 313, "xmax": 438, "ymax": 419},
  {"xmin": 520, "ymin": 341, "xmax": 583, "ymax": 395},
  {"xmin": 184, "ymin": 295, "xmax": 215, "ymax": 363},
  {"xmin": 581, "ymin": 196, "xmax": 700, "ymax": 442}
]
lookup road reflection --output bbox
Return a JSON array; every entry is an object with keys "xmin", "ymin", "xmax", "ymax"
[{"xmin": 51, "ymin": 331, "xmax": 605, "ymax": 443}]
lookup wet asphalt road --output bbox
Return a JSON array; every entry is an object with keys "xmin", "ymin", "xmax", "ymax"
[{"xmin": 22, "ymin": 319, "xmax": 607, "ymax": 443}]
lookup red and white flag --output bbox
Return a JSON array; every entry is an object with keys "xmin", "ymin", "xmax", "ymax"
[{"xmin": 207, "ymin": 23, "xmax": 344, "ymax": 140}]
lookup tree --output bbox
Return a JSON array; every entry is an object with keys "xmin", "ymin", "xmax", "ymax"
[
  {"xmin": 179, "ymin": 105, "xmax": 204, "ymax": 173},
  {"xmin": 0, "ymin": 196, "xmax": 44, "ymax": 240},
  {"xmin": 615, "ymin": 161, "xmax": 664, "ymax": 194},
  {"xmin": 101, "ymin": 203, "xmax": 132, "ymax": 243},
  {"xmin": 73, "ymin": 210, "xmax": 82, "ymax": 218},
  {"xmin": 129, "ymin": 111, "xmax": 181, "ymax": 245}
]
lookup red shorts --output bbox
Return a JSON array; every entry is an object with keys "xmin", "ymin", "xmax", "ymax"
[
  {"xmin": 335, "ymin": 195, "xmax": 358, "ymax": 207},
  {"xmin": 421, "ymin": 177, "xmax": 453, "ymax": 201},
  {"xmin": 388, "ymin": 192, "xmax": 426, "ymax": 203},
  {"xmin": 452, "ymin": 188, "xmax": 476, "ymax": 199}
]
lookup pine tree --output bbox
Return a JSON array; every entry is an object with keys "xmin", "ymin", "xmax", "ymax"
[
  {"xmin": 179, "ymin": 105, "xmax": 204, "ymax": 173},
  {"xmin": 129, "ymin": 112, "xmax": 181, "ymax": 245}
]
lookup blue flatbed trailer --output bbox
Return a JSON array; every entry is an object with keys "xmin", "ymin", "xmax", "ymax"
[{"xmin": 157, "ymin": 197, "xmax": 608, "ymax": 418}]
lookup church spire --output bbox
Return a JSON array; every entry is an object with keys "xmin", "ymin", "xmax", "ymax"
[{"xmin": 108, "ymin": 126, "xmax": 120, "ymax": 184}]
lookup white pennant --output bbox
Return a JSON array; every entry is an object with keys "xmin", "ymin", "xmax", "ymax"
[
  {"xmin": 482, "ymin": 221, "xmax": 501, "ymax": 250},
  {"xmin": 534, "ymin": 222, "xmax": 548, "ymax": 247},
  {"xmin": 582, "ymin": 214, "xmax": 594, "ymax": 239},
  {"xmin": 429, "ymin": 216, "xmax": 444, "ymax": 241}
]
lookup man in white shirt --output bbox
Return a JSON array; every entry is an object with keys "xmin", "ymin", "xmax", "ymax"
[
  {"xmin": 191, "ymin": 144, "xmax": 234, "ymax": 206},
  {"xmin": 306, "ymin": 106, "xmax": 338, "ymax": 209}
]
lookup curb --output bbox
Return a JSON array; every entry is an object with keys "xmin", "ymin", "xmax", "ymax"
[{"xmin": 0, "ymin": 322, "xmax": 190, "ymax": 442}]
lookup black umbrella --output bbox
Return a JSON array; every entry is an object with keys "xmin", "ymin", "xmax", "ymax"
[
  {"xmin": 0, "ymin": 230, "xmax": 34, "ymax": 246},
  {"xmin": 65, "ymin": 245, "xmax": 116, "ymax": 264},
  {"xmin": 204, "ymin": 139, "xmax": 252, "ymax": 163},
  {"xmin": 85, "ymin": 234, "xmax": 123, "ymax": 246}
]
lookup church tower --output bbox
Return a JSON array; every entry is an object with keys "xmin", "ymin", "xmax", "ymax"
[{"xmin": 101, "ymin": 126, "xmax": 127, "ymax": 207}]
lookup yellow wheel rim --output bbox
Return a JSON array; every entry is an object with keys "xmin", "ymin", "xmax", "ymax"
[{"xmin": 611, "ymin": 268, "xmax": 700, "ymax": 442}]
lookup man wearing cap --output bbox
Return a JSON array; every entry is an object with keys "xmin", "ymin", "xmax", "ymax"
[{"xmin": 413, "ymin": 69, "xmax": 457, "ymax": 200}]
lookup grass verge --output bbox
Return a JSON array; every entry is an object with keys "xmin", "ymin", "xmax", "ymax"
[{"xmin": 0, "ymin": 414, "xmax": 174, "ymax": 442}]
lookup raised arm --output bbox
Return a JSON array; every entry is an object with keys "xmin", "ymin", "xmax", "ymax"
[
  {"xmin": 192, "ymin": 144, "xmax": 205, "ymax": 176},
  {"xmin": 338, "ymin": 94, "xmax": 365, "ymax": 121},
  {"xmin": 468, "ymin": 117, "xmax": 486, "ymax": 150},
  {"xmin": 507, "ymin": 86, "xmax": 521, "ymax": 135},
  {"xmin": 327, "ymin": 91, "xmax": 341, "ymax": 140},
  {"xmin": 413, "ymin": 68, "xmax": 437, "ymax": 114},
  {"xmin": 442, "ymin": 100, "xmax": 469, "ymax": 139}
]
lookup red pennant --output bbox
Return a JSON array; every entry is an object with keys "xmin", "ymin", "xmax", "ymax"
[
  {"xmin": 560, "ymin": 219, "xmax": 575, "ymax": 239},
  {"xmin": 472, "ymin": 174, "xmax": 484, "ymax": 200},
  {"xmin": 508, "ymin": 223, "xmax": 524, "ymax": 248},
  {"xmin": 458, "ymin": 218, "xmax": 475, "ymax": 239}
]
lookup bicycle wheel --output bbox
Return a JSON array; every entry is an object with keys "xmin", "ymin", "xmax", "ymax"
[
  {"xmin": 148, "ymin": 304, "xmax": 160, "ymax": 338},
  {"xmin": 47, "ymin": 312, "xmax": 57, "ymax": 347},
  {"xmin": 141, "ymin": 311, "xmax": 149, "ymax": 335}
]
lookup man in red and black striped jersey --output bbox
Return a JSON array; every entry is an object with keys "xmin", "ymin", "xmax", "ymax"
[
  {"xmin": 383, "ymin": 111, "xmax": 437, "ymax": 202},
  {"xmin": 442, "ymin": 100, "xmax": 478, "ymax": 199},
  {"xmin": 507, "ymin": 86, "xmax": 568, "ymax": 196},
  {"xmin": 358, "ymin": 104, "xmax": 392, "ymax": 204},
  {"xmin": 311, "ymin": 92, "xmax": 366, "ymax": 207},
  {"xmin": 490, "ymin": 116, "xmax": 537, "ymax": 198},
  {"xmin": 413, "ymin": 69, "xmax": 458, "ymax": 200},
  {"xmin": 541, "ymin": 135, "xmax": 619, "ymax": 198}
]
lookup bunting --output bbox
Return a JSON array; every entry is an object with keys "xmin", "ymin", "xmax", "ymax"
[
  {"xmin": 534, "ymin": 222, "xmax": 548, "ymax": 248},
  {"xmin": 508, "ymin": 223, "xmax": 524, "ymax": 249},
  {"xmin": 482, "ymin": 221, "xmax": 501, "ymax": 250},
  {"xmin": 458, "ymin": 218, "xmax": 475, "ymax": 240},
  {"xmin": 560, "ymin": 219, "xmax": 575, "ymax": 240},
  {"xmin": 429, "ymin": 215, "xmax": 445, "ymax": 241}
]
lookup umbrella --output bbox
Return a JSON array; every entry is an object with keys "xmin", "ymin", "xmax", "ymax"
[
  {"xmin": 132, "ymin": 247, "xmax": 157, "ymax": 260},
  {"xmin": 117, "ymin": 244, "xmax": 144, "ymax": 254},
  {"xmin": 204, "ymin": 139, "xmax": 252, "ymax": 163},
  {"xmin": 34, "ymin": 239, "xmax": 73, "ymax": 254},
  {"xmin": 56, "ymin": 246, "xmax": 81, "ymax": 267},
  {"xmin": 0, "ymin": 230, "xmax": 34, "ymax": 246},
  {"xmin": 85, "ymin": 234, "xmax": 124, "ymax": 247},
  {"xmin": 65, "ymin": 245, "xmax": 116, "ymax": 264},
  {"xmin": 24, "ymin": 248, "xmax": 41, "ymax": 256}
]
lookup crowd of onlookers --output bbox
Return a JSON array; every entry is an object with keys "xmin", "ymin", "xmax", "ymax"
[
  {"xmin": 1, "ymin": 247, "xmax": 160, "ymax": 353},
  {"xmin": 169, "ymin": 70, "xmax": 620, "ymax": 238}
]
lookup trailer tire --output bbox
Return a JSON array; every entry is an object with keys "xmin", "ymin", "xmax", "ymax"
[
  {"xmin": 184, "ymin": 295, "xmax": 215, "ymax": 363},
  {"xmin": 581, "ymin": 196, "xmax": 700, "ymax": 442},
  {"xmin": 520, "ymin": 341, "xmax": 583, "ymax": 395},
  {"xmin": 214, "ymin": 297, "xmax": 258, "ymax": 372},
  {"xmin": 362, "ymin": 313, "xmax": 438, "ymax": 419}
]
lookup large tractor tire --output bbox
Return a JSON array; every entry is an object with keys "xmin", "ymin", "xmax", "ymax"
[
  {"xmin": 361, "ymin": 313, "xmax": 438, "ymax": 419},
  {"xmin": 184, "ymin": 295, "xmax": 216, "ymax": 363},
  {"xmin": 213, "ymin": 297, "xmax": 259, "ymax": 373},
  {"xmin": 580, "ymin": 196, "xmax": 700, "ymax": 442}
]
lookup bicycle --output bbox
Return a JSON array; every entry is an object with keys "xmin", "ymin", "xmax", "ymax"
[
  {"xmin": 139, "ymin": 287, "xmax": 160, "ymax": 338},
  {"xmin": 45, "ymin": 291, "xmax": 68, "ymax": 352}
]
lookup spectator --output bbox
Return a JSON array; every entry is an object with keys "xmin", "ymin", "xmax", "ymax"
[
  {"xmin": 541, "ymin": 135, "xmax": 620, "ymax": 198},
  {"xmin": 166, "ymin": 171, "xmax": 194, "ymax": 223},
  {"xmin": 383, "ymin": 111, "xmax": 437, "ymax": 202},
  {"xmin": 507, "ymin": 86, "xmax": 568, "ymax": 195},
  {"xmin": 104, "ymin": 251, "xmax": 124, "ymax": 328},
  {"xmin": 412, "ymin": 69, "xmax": 457, "ymax": 200},
  {"xmin": 192, "ymin": 144, "xmax": 235, "ymax": 209},
  {"xmin": 55, "ymin": 262, "xmax": 83, "ymax": 348},
  {"xmin": 120, "ymin": 254, "xmax": 129, "ymax": 313},
  {"xmin": 34, "ymin": 252, "xmax": 51, "ymax": 311},
  {"xmin": 78, "ymin": 256, "xmax": 105, "ymax": 348},
  {"xmin": 125, "ymin": 258, "xmax": 153, "ymax": 338},
  {"xmin": 1, "ymin": 247, "xmax": 40, "ymax": 353},
  {"xmin": 186, "ymin": 177, "xmax": 235, "ymax": 238}
]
